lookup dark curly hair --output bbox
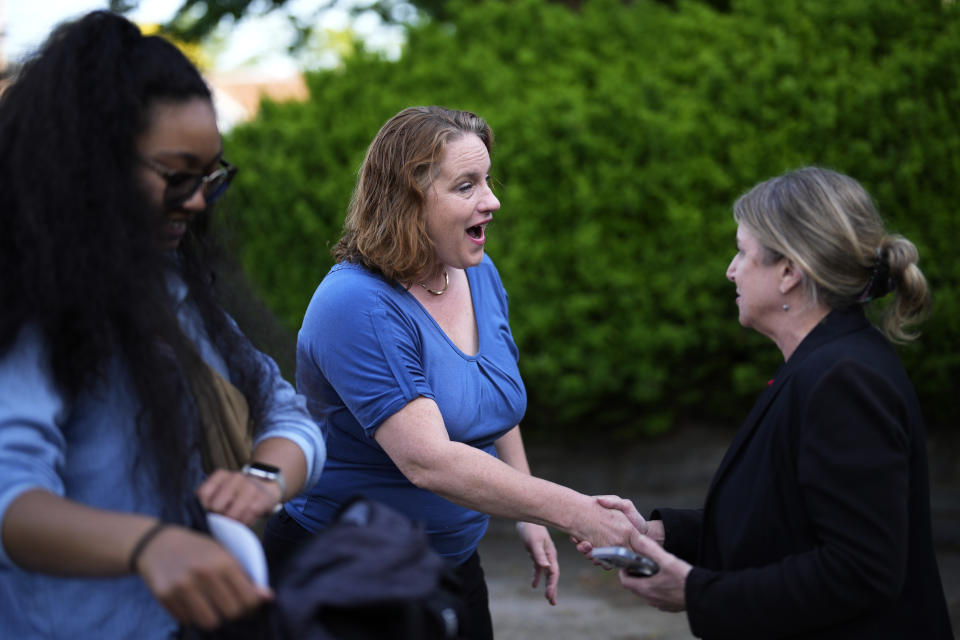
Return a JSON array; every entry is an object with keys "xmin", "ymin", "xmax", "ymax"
[{"xmin": 0, "ymin": 11, "xmax": 267, "ymax": 518}]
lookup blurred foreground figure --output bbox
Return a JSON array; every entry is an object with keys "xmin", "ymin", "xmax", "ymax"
[{"xmin": 0, "ymin": 11, "xmax": 325, "ymax": 637}]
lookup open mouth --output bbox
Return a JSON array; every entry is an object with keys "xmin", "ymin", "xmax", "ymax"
[{"xmin": 466, "ymin": 221, "xmax": 489, "ymax": 240}]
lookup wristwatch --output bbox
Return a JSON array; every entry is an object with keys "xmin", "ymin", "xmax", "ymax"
[{"xmin": 241, "ymin": 462, "xmax": 287, "ymax": 502}]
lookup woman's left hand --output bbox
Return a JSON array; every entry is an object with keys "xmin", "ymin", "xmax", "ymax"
[
  {"xmin": 617, "ymin": 533, "xmax": 691, "ymax": 612},
  {"xmin": 516, "ymin": 521, "xmax": 560, "ymax": 605},
  {"xmin": 196, "ymin": 470, "xmax": 282, "ymax": 526}
]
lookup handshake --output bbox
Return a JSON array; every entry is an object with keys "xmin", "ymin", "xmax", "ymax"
[{"xmin": 572, "ymin": 495, "xmax": 689, "ymax": 613}]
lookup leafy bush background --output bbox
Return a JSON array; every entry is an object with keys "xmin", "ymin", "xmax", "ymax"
[{"xmin": 222, "ymin": 0, "xmax": 959, "ymax": 440}]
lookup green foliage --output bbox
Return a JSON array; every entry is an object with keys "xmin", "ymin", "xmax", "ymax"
[
  {"xmin": 225, "ymin": 0, "xmax": 960, "ymax": 438},
  {"xmin": 117, "ymin": 0, "xmax": 726, "ymax": 49}
]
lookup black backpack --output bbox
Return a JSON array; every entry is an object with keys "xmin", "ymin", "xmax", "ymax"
[
  {"xmin": 271, "ymin": 497, "xmax": 466, "ymax": 640},
  {"xmin": 181, "ymin": 497, "xmax": 465, "ymax": 640}
]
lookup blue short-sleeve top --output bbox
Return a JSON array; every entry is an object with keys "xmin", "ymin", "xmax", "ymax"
[{"xmin": 287, "ymin": 254, "xmax": 526, "ymax": 564}]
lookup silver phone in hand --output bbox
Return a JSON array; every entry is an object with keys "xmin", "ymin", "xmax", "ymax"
[{"xmin": 590, "ymin": 546, "xmax": 660, "ymax": 577}]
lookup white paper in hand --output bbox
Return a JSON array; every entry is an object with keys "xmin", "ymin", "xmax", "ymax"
[{"xmin": 206, "ymin": 513, "xmax": 270, "ymax": 587}]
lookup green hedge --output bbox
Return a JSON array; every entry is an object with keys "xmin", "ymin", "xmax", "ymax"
[{"xmin": 223, "ymin": 0, "xmax": 960, "ymax": 438}]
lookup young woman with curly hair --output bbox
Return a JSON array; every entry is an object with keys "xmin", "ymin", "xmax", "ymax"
[{"xmin": 0, "ymin": 11, "xmax": 324, "ymax": 637}]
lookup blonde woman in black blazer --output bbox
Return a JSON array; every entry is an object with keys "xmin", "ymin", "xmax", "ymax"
[{"xmin": 595, "ymin": 167, "xmax": 953, "ymax": 639}]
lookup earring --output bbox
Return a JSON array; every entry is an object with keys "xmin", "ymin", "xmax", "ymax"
[{"xmin": 782, "ymin": 303, "xmax": 790, "ymax": 311}]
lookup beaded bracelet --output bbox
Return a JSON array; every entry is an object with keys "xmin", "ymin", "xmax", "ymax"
[{"xmin": 128, "ymin": 522, "xmax": 169, "ymax": 573}]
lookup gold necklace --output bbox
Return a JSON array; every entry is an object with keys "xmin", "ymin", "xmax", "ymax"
[{"xmin": 417, "ymin": 269, "xmax": 449, "ymax": 295}]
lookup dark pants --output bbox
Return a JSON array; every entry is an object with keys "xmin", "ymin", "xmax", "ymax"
[
  {"xmin": 262, "ymin": 507, "xmax": 315, "ymax": 581},
  {"xmin": 261, "ymin": 508, "xmax": 494, "ymax": 639},
  {"xmin": 453, "ymin": 549, "xmax": 494, "ymax": 640}
]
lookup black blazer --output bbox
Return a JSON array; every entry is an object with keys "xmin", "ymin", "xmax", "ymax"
[{"xmin": 656, "ymin": 307, "xmax": 953, "ymax": 639}]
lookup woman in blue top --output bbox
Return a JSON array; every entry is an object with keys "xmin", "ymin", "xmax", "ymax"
[
  {"xmin": 0, "ymin": 12, "xmax": 324, "ymax": 638},
  {"xmin": 265, "ymin": 106, "xmax": 646, "ymax": 639}
]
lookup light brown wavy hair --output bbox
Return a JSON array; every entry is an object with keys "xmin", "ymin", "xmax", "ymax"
[
  {"xmin": 332, "ymin": 105, "xmax": 493, "ymax": 284},
  {"xmin": 733, "ymin": 166, "xmax": 931, "ymax": 343}
]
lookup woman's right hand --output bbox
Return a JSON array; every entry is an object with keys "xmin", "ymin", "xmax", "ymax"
[
  {"xmin": 571, "ymin": 495, "xmax": 652, "ymax": 559},
  {"xmin": 571, "ymin": 495, "xmax": 647, "ymax": 553},
  {"xmin": 596, "ymin": 495, "xmax": 648, "ymax": 535},
  {"xmin": 134, "ymin": 525, "xmax": 273, "ymax": 630}
]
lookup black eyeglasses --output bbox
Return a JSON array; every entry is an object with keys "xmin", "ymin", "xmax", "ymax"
[{"xmin": 141, "ymin": 157, "xmax": 238, "ymax": 210}]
